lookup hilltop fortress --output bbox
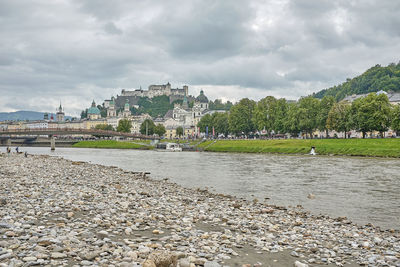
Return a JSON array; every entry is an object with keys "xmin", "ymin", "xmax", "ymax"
[
  {"xmin": 99, "ymin": 83, "xmax": 219, "ymax": 138},
  {"xmin": 121, "ymin": 82, "xmax": 188, "ymax": 98},
  {"xmin": 104, "ymin": 83, "xmax": 191, "ymax": 109}
]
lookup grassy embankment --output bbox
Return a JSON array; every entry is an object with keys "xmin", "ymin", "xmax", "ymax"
[
  {"xmin": 73, "ymin": 140, "xmax": 153, "ymax": 150},
  {"xmin": 197, "ymin": 139, "xmax": 400, "ymax": 158}
]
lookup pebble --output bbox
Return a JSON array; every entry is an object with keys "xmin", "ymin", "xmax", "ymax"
[
  {"xmin": 97, "ymin": 230, "xmax": 109, "ymax": 238},
  {"xmin": 0, "ymin": 253, "xmax": 12, "ymax": 260},
  {"xmin": 81, "ymin": 260, "xmax": 92, "ymax": 265},
  {"xmin": 143, "ymin": 259, "xmax": 156, "ymax": 267},
  {"xmin": 204, "ymin": 261, "xmax": 221, "ymax": 267},
  {"xmin": 294, "ymin": 261, "xmax": 308, "ymax": 267},
  {"xmin": 178, "ymin": 258, "xmax": 191, "ymax": 267},
  {"xmin": 22, "ymin": 256, "xmax": 37, "ymax": 262},
  {"xmin": 0, "ymin": 154, "xmax": 398, "ymax": 266},
  {"xmin": 50, "ymin": 252, "xmax": 67, "ymax": 259}
]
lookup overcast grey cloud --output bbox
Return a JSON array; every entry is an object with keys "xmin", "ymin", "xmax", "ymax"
[{"xmin": 0, "ymin": 0, "xmax": 399, "ymax": 116}]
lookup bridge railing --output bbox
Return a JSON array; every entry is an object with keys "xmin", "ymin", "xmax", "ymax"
[{"xmin": 0, "ymin": 128, "xmax": 155, "ymax": 139}]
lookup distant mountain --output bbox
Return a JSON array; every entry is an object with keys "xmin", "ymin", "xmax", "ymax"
[
  {"xmin": 0, "ymin": 111, "xmax": 72, "ymax": 121},
  {"xmin": 312, "ymin": 62, "xmax": 400, "ymax": 101}
]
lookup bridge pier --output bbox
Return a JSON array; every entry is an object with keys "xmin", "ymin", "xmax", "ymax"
[{"xmin": 50, "ymin": 136, "xmax": 55, "ymax": 151}]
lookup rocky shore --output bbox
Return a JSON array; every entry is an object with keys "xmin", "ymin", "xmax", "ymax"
[{"xmin": 0, "ymin": 154, "xmax": 399, "ymax": 267}]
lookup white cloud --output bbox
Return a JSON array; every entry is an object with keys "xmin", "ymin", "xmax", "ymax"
[{"xmin": 0, "ymin": 0, "xmax": 399, "ymax": 116}]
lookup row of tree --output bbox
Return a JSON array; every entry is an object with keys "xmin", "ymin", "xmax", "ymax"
[
  {"xmin": 95, "ymin": 119, "xmax": 168, "ymax": 136},
  {"xmin": 197, "ymin": 93, "xmax": 400, "ymax": 138},
  {"xmin": 93, "ymin": 92, "xmax": 400, "ymax": 139},
  {"xmin": 94, "ymin": 120, "xmax": 133, "ymax": 133},
  {"xmin": 138, "ymin": 119, "xmax": 167, "ymax": 136}
]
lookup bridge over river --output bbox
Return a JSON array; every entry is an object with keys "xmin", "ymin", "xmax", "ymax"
[{"xmin": 0, "ymin": 128, "xmax": 155, "ymax": 149}]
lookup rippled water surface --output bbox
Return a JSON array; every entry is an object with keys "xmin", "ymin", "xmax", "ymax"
[{"xmin": 21, "ymin": 147, "xmax": 400, "ymax": 229}]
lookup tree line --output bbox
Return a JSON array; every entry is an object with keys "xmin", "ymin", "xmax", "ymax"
[
  {"xmin": 95, "ymin": 119, "xmax": 167, "ymax": 136},
  {"xmin": 197, "ymin": 93, "xmax": 400, "ymax": 138},
  {"xmin": 89, "ymin": 92, "xmax": 400, "ymax": 139}
]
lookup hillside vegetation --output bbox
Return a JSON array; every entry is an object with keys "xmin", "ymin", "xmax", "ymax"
[{"xmin": 313, "ymin": 62, "xmax": 400, "ymax": 101}]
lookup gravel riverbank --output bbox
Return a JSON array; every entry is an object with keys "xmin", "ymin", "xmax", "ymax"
[{"xmin": 0, "ymin": 154, "xmax": 399, "ymax": 267}]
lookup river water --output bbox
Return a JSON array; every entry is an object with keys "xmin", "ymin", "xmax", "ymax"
[{"xmin": 18, "ymin": 147, "xmax": 400, "ymax": 230}]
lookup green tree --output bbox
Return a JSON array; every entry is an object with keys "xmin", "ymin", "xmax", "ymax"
[
  {"xmin": 212, "ymin": 112, "xmax": 229, "ymax": 136},
  {"xmin": 176, "ymin": 126, "xmax": 184, "ymax": 137},
  {"xmin": 297, "ymin": 96, "xmax": 320, "ymax": 138},
  {"xmin": 80, "ymin": 109, "xmax": 88, "ymax": 119},
  {"xmin": 228, "ymin": 98, "xmax": 256, "ymax": 135},
  {"xmin": 273, "ymin": 98, "xmax": 289, "ymax": 134},
  {"xmin": 350, "ymin": 97, "xmax": 368, "ymax": 138},
  {"xmin": 317, "ymin": 96, "xmax": 336, "ymax": 136},
  {"xmin": 197, "ymin": 114, "xmax": 213, "ymax": 133},
  {"xmin": 130, "ymin": 106, "xmax": 140, "ymax": 115},
  {"xmin": 351, "ymin": 93, "xmax": 392, "ymax": 138},
  {"xmin": 253, "ymin": 96, "xmax": 275, "ymax": 135},
  {"xmin": 253, "ymin": 96, "xmax": 286, "ymax": 136},
  {"xmin": 95, "ymin": 124, "xmax": 114, "ymax": 131},
  {"xmin": 283, "ymin": 102, "xmax": 300, "ymax": 136},
  {"xmin": 140, "ymin": 119, "xmax": 155, "ymax": 135},
  {"xmin": 154, "ymin": 124, "xmax": 166, "ymax": 137},
  {"xmin": 326, "ymin": 102, "xmax": 352, "ymax": 138},
  {"xmin": 117, "ymin": 119, "xmax": 132, "ymax": 133},
  {"xmin": 372, "ymin": 93, "xmax": 392, "ymax": 137},
  {"xmin": 392, "ymin": 104, "xmax": 400, "ymax": 135},
  {"xmin": 135, "ymin": 95, "xmax": 174, "ymax": 118},
  {"xmin": 97, "ymin": 105, "xmax": 107, "ymax": 118},
  {"xmin": 209, "ymin": 99, "xmax": 233, "ymax": 111}
]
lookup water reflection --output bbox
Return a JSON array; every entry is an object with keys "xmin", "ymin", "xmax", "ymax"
[{"xmin": 20, "ymin": 147, "xmax": 400, "ymax": 229}]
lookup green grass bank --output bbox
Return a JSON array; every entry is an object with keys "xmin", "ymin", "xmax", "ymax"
[
  {"xmin": 197, "ymin": 139, "xmax": 400, "ymax": 158},
  {"xmin": 72, "ymin": 140, "xmax": 153, "ymax": 150}
]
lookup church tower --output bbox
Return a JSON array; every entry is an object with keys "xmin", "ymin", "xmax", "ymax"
[
  {"xmin": 107, "ymin": 96, "xmax": 117, "ymax": 118},
  {"xmin": 56, "ymin": 102, "xmax": 65, "ymax": 122},
  {"xmin": 122, "ymin": 99, "xmax": 131, "ymax": 118},
  {"xmin": 182, "ymin": 95, "xmax": 189, "ymax": 110}
]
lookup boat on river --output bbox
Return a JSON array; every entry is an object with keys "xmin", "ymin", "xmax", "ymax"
[{"xmin": 165, "ymin": 143, "xmax": 182, "ymax": 152}]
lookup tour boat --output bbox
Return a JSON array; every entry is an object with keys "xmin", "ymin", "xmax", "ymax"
[{"xmin": 166, "ymin": 143, "xmax": 182, "ymax": 152}]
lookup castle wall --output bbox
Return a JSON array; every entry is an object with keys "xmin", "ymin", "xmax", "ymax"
[{"xmin": 119, "ymin": 83, "xmax": 188, "ymax": 101}]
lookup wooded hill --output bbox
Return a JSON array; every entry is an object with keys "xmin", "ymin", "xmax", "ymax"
[{"xmin": 313, "ymin": 62, "xmax": 400, "ymax": 101}]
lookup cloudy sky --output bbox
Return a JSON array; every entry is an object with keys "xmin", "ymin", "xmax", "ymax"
[{"xmin": 1, "ymin": 0, "xmax": 399, "ymax": 116}]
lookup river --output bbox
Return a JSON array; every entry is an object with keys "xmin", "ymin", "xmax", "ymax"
[{"xmin": 16, "ymin": 147, "xmax": 400, "ymax": 230}]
